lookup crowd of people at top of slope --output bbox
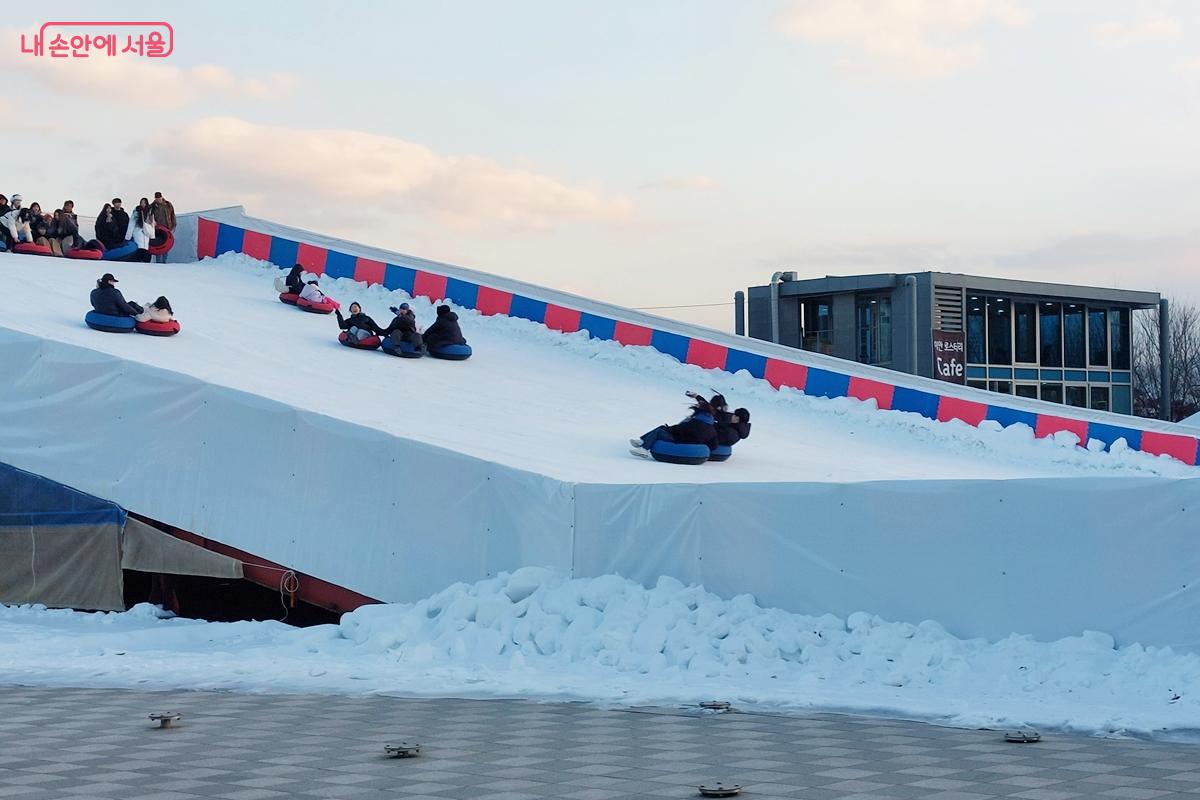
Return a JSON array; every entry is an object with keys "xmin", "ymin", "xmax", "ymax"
[
  {"xmin": 280, "ymin": 263, "xmax": 468, "ymax": 353},
  {"xmin": 630, "ymin": 392, "xmax": 752, "ymax": 458},
  {"xmin": 89, "ymin": 272, "xmax": 174, "ymax": 325},
  {"xmin": 0, "ymin": 191, "xmax": 175, "ymax": 259}
]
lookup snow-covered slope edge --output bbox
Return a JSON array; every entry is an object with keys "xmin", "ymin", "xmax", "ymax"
[{"xmin": 2, "ymin": 568, "xmax": 1197, "ymax": 739}]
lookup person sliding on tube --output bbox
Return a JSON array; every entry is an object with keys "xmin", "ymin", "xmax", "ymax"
[
  {"xmin": 135, "ymin": 296, "xmax": 174, "ymax": 324},
  {"xmin": 380, "ymin": 302, "xmax": 423, "ymax": 351},
  {"xmin": 285, "ymin": 264, "xmax": 306, "ymax": 295},
  {"xmin": 716, "ymin": 407, "xmax": 751, "ymax": 446},
  {"xmin": 422, "ymin": 304, "xmax": 466, "ymax": 351},
  {"xmin": 298, "ymin": 279, "xmax": 329, "ymax": 305},
  {"xmin": 336, "ymin": 302, "xmax": 384, "ymax": 343},
  {"xmin": 89, "ymin": 273, "xmax": 142, "ymax": 317},
  {"xmin": 629, "ymin": 394, "xmax": 718, "ymax": 459}
]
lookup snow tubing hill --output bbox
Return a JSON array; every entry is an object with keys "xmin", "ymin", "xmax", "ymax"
[
  {"xmin": 649, "ymin": 441, "xmax": 711, "ymax": 465},
  {"xmin": 381, "ymin": 338, "xmax": 422, "ymax": 358},
  {"xmin": 102, "ymin": 241, "xmax": 139, "ymax": 261},
  {"xmin": 148, "ymin": 228, "xmax": 175, "ymax": 256},
  {"xmin": 338, "ymin": 332, "xmax": 381, "ymax": 350},
  {"xmin": 13, "ymin": 243, "xmax": 53, "ymax": 256},
  {"xmin": 84, "ymin": 311, "xmax": 136, "ymax": 333},
  {"xmin": 429, "ymin": 343, "xmax": 472, "ymax": 360},
  {"xmin": 136, "ymin": 319, "xmax": 180, "ymax": 337}
]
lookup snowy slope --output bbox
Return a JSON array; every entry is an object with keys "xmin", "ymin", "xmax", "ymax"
[
  {"xmin": 0, "ymin": 251, "xmax": 1192, "ymax": 483},
  {"xmin": 2, "ymin": 569, "xmax": 1198, "ymax": 739}
]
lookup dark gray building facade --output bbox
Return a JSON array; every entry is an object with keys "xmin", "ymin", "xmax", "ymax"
[{"xmin": 746, "ymin": 272, "xmax": 1160, "ymax": 415}]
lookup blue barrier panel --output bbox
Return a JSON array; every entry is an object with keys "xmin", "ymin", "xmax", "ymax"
[
  {"xmin": 650, "ymin": 330, "xmax": 690, "ymax": 363},
  {"xmin": 509, "ymin": 295, "xmax": 548, "ymax": 324},
  {"xmin": 986, "ymin": 405, "xmax": 1038, "ymax": 430},
  {"xmin": 215, "ymin": 224, "xmax": 244, "ymax": 256},
  {"xmin": 268, "ymin": 237, "xmax": 298, "ymax": 268},
  {"xmin": 323, "ymin": 251, "xmax": 357, "ymax": 280},
  {"xmin": 724, "ymin": 349, "xmax": 768, "ymax": 380},
  {"xmin": 1087, "ymin": 422, "xmax": 1142, "ymax": 451},
  {"xmin": 892, "ymin": 387, "xmax": 941, "ymax": 419},
  {"xmin": 804, "ymin": 368, "xmax": 851, "ymax": 399},
  {"xmin": 445, "ymin": 278, "xmax": 480, "ymax": 309},
  {"xmin": 384, "ymin": 264, "xmax": 416, "ymax": 294},
  {"xmin": 578, "ymin": 313, "xmax": 616, "ymax": 341}
]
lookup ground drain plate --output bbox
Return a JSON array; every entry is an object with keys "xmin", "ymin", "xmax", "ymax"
[
  {"xmin": 699, "ymin": 700, "xmax": 731, "ymax": 711},
  {"xmin": 148, "ymin": 712, "xmax": 182, "ymax": 729},
  {"xmin": 1005, "ymin": 729, "xmax": 1041, "ymax": 743},
  {"xmin": 698, "ymin": 782, "xmax": 742, "ymax": 797},
  {"xmin": 384, "ymin": 742, "xmax": 421, "ymax": 758}
]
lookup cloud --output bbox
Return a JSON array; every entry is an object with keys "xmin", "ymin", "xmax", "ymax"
[
  {"xmin": 776, "ymin": 0, "xmax": 1030, "ymax": 79},
  {"xmin": 0, "ymin": 28, "xmax": 296, "ymax": 106},
  {"xmin": 1092, "ymin": 16, "xmax": 1182, "ymax": 48},
  {"xmin": 143, "ymin": 117, "xmax": 636, "ymax": 234},
  {"xmin": 639, "ymin": 175, "xmax": 718, "ymax": 191}
]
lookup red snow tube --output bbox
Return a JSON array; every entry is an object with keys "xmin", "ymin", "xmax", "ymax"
[
  {"xmin": 298, "ymin": 296, "xmax": 337, "ymax": 314},
  {"xmin": 66, "ymin": 248, "xmax": 103, "ymax": 260},
  {"xmin": 279, "ymin": 292, "xmax": 300, "ymax": 305},
  {"xmin": 136, "ymin": 319, "xmax": 181, "ymax": 337},
  {"xmin": 338, "ymin": 332, "xmax": 381, "ymax": 350},
  {"xmin": 13, "ymin": 242, "xmax": 53, "ymax": 256},
  {"xmin": 147, "ymin": 227, "xmax": 175, "ymax": 256}
]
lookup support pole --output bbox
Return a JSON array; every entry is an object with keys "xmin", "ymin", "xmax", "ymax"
[
  {"xmin": 904, "ymin": 275, "xmax": 918, "ymax": 375},
  {"xmin": 1160, "ymin": 298, "xmax": 1171, "ymax": 420},
  {"xmin": 734, "ymin": 291, "xmax": 745, "ymax": 336}
]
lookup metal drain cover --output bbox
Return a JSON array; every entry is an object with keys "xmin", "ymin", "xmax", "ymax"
[
  {"xmin": 698, "ymin": 782, "xmax": 742, "ymax": 797},
  {"xmin": 384, "ymin": 742, "xmax": 421, "ymax": 758},
  {"xmin": 699, "ymin": 700, "xmax": 731, "ymax": 711},
  {"xmin": 148, "ymin": 712, "xmax": 182, "ymax": 729},
  {"xmin": 1005, "ymin": 729, "xmax": 1041, "ymax": 743}
]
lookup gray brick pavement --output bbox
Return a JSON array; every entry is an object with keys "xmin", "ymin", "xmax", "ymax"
[{"xmin": 0, "ymin": 686, "xmax": 1196, "ymax": 799}]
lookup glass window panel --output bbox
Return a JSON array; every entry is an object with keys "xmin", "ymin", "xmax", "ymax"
[
  {"xmin": 1039, "ymin": 303, "xmax": 1062, "ymax": 367},
  {"xmin": 1111, "ymin": 308, "xmax": 1130, "ymax": 370},
  {"xmin": 1088, "ymin": 308, "xmax": 1108, "ymax": 367},
  {"xmin": 988, "ymin": 381, "xmax": 1012, "ymax": 394},
  {"xmin": 1065, "ymin": 385, "xmax": 1087, "ymax": 407},
  {"xmin": 855, "ymin": 296, "xmax": 892, "ymax": 365},
  {"xmin": 1040, "ymin": 383, "xmax": 1063, "ymax": 403},
  {"xmin": 967, "ymin": 296, "xmax": 985, "ymax": 363},
  {"xmin": 987, "ymin": 297, "xmax": 1012, "ymax": 365},
  {"xmin": 1112, "ymin": 384, "xmax": 1132, "ymax": 415},
  {"xmin": 1063, "ymin": 304, "xmax": 1085, "ymax": 368},
  {"xmin": 803, "ymin": 298, "xmax": 833, "ymax": 355},
  {"xmin": 1015, "ymin": 384, "xmax": 1038, "ymax": 399},
  {"xmin": 1089, "ymin": 385, "xmax": 1110, "ymax": 412},
  {"xmin": 1015, "ymin": 302, "xmax": 1037, "ymax": 363},
  {"xmin": 967, "ymin": 379, "xmax": 987, "ymax": 390}
]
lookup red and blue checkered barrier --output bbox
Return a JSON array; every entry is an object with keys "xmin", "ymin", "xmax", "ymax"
[{"xmin": 198, "ymin": 217, "xmax": 1200, "ymax": 466}]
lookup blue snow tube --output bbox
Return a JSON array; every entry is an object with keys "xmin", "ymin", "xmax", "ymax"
[
  {"xmin": 101, "ymin": 240, "xmax": 139, "ymax": 261},
  {"xmin": 428, "ymin": 343, "xmax": 472, "ymax": 361},
  {"xmin": 0, "ymin": 239, "xmax": 7, "ymax": 252},
  {"xmin": 84, "ymin": 311, "xmax": 136, "ymax": 333},
  {"xmin": 649, "ymin": 441, "xmax": 711, "ymax": 465},
  {"xmin": 707, "ymin": 445, "xmax": 732, "ymax": 462},
  {"xmin": 381, "ymin": 337, "xmax": 423, "ymax": 358}
]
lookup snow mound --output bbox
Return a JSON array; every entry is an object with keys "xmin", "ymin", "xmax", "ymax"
[{"xmin": 3, "ymin": 570, "xmax": 1200, "ymax": 737}]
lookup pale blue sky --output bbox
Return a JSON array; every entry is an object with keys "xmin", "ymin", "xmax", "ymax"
[{"xmin": 5, "ymin": 1, "xmax": 1199, "ymax": 329}]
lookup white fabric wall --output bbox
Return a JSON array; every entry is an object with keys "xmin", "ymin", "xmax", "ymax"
[{"xmin": 2, "ymin": 327, "xmax": 1198, "ymax": 651}]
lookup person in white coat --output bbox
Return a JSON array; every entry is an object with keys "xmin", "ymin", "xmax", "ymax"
[
  {"xmin": 1, "ymin": 194, "xmax": 30, "ymax": 246},
  {"xmin": 298, "ymin": 280, "xmax": 328, "ymax": 305},
  {"xmin": 126, "ymin": 197, "xmax": 156, "ymax": 251},
  {"xmin": 135, "ymin": 296, "xmax": 174, "ymax": 324}
]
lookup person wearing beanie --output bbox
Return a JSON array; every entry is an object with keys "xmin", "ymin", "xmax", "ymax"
[
  {"xmin": 421, "ymin": 304, "xmax": 466, "ymax": 352},
  {"xmin": 89, "ymin": 273, "xmax": 142, "ymax": 318},
  {"xmin": 716, "ymin": 406, "xmax": 752, "ymax": 447},
  {"xmin": 0, "ymin": 194, "xmax": 28, "ymax": 247},
  {"xmin": 630, "ymin": 396, "xmax": 718, "ymax": 458}
]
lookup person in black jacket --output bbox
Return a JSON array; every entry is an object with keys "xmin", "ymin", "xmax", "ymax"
[
  {"xmin": 95, "ymin": 203, "xmax": 123, "ymax": 249},
  {"xmin": 89, "ymin": 273, "xmax": 142, "ymax": 317},
  {"xmin": 335, "ymin": 302, "xmax": 384, "ymax": 342},
  {"xmin": 630, "ymin": 396, "xmax": 718, "ymax": 458},
  {"xmin": 110, "ymin": 198, "xmax": 130, "ymax": 244},
  {"xmin": 716, "ymin": 407, "xmax": 751, "ymax": 446},
  {"xmin": 380, "ymin": 302, "xmax": 423, "ymax": 350},
  {"xmin": 284, "ymin": 264, "xmax": 305, "ymax": 295},
  {"xmin": 422, "ymin": 304, "xmax": 466, "ymax": 350},
  {"xmin": 26, "ymin": 203, "xmax": 49, "ymax": 244}
]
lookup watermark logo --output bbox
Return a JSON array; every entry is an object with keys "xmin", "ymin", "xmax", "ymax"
[{"xmin": 20, "ymin": 21, "xmax": 174, "ymax": 59}]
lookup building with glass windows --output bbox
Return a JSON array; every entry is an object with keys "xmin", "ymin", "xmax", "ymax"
[{"xmin": 744, "ymin": 272, "xmax": 1161, "ymax": 415}]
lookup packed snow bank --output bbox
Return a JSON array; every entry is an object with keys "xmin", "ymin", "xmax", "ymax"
[
  {"xmin": 3, "ymin": 569, "xmax": 1198, "ymax": 739},
  {"xmin": 0, "ymin": 251, "xmax": 1194, "ymax": 483}
]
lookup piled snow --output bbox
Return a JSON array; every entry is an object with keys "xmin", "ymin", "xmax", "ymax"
[
  {"xmin": 0, "ymin": 251, "xmax": 1193, "ymax": 483},
  {"xmin": 3, "ymin": 569, "xmax": 1198, "ymax": 739}
]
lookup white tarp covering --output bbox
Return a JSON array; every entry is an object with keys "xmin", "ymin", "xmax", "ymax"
[{"xmin": 2, "ymin": 328, "xmax": 1199, "ymax": 650}]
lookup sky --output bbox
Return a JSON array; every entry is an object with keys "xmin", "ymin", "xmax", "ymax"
[{"xmin": 3, "ymin": 0, "xmax": 1199, "ymax": 331}]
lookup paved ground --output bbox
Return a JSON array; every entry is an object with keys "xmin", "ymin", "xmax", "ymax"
[{"xmin": 0, "ymin": 686, "xmax": 1198, "ymax": 799}]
